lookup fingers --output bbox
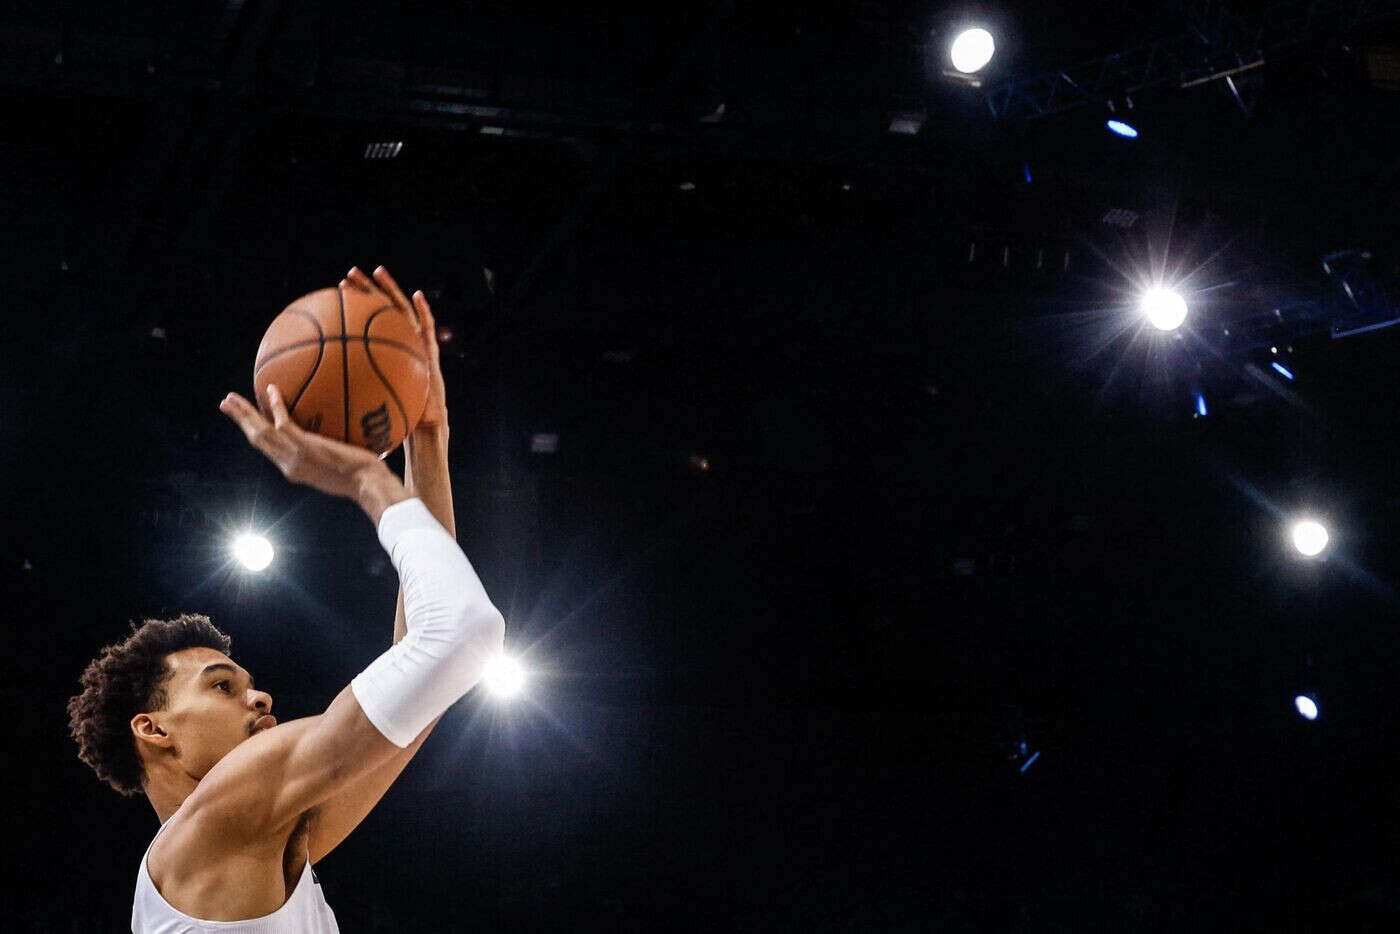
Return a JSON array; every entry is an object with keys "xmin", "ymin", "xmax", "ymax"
[
  {"xmin": 342, "ymin": 266, "xmax": 377, "ymax": 294},
  {"xmin": 217, "ymin": 388, "xmax": 293, "ymax": 439},
  {"xmin": 412, "ymin": 290, "xmax": 437, "ymax": 348},
  {"xmin": 220, "ymin": 389, "xmax": 303, "ymax": 473},
  {"xmin": 371, "ymin": 266, "xmax": 410, "ymax": 308},
  {"xmin": 265, "ymin": 384, "xmax": 291, "ymax": 430},
  {"xmin": 343, "ymin": 265, "xmax": 421, "ymax": 336},
  {"xmin": 371, "ymin": 266, "xmax": 423, "ymax": 335},
  {"xmin": 219, "ymin": 392, "xmax": 275, "ymax": 449}
]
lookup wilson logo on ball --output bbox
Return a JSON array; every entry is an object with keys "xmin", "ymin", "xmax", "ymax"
[{"xmin": 361, "ymin": 403, "xmax": 392, "ymax": 454}]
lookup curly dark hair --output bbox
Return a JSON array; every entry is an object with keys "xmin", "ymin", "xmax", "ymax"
[{"xmin": 67, "ymin": 614, "xmax": 232, "ymax": 797}]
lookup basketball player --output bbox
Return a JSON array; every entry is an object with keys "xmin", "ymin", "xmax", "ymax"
[{"xmin": 66, "ymin": 267, "xmax": 503, "ymax": 931}]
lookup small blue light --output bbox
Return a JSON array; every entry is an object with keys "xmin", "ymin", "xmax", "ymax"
[
  {"xmin": 1271, "ymin": 361, "xmax": 1295, "ymax": 380},
  {"xmin": 1195, "ymin": 392, "xmax": 1208, "ymax": 417},
  {"xmin": 1023, "ymin": 162, "xmax": 1032, "ymax": 184},
  {"xmin": 1106, "ymin": 119, "xmax": 1139, "ymax": 138},
  {"xmin": 1019, "ymin": 750, "xmax": 1041, "ymax": 773},
  {"xmin": 1294, "ymin": 694, "xmax": 1319, "ymax": 721}
]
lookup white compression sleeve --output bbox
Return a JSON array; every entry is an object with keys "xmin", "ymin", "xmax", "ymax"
[{"xmin": 350, "ymin": 497, "xmax": 505, "ymax": 747}]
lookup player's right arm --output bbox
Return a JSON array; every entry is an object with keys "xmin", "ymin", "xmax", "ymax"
[
  {"xmin": 181, "ymin": 685, "xmax": 403, "ymax": 839},
  {"xmin": 208, "ymin": 386, "xmax": 505, "ymax": 840}
]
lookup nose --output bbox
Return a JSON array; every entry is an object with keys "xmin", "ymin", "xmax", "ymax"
[{"xmin": 249, "ymin": 688, "xmax": 273, "ymax": 715}]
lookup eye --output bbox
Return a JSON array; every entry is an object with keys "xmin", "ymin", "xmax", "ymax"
[{"xmin": 215, "ymin": 681, "xmax": 232, "ymax": 693}]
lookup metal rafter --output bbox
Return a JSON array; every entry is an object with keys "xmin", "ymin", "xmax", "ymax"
[{"xmin": 981, "ymin": 0, "xmax": 1400, "ymax": 120}]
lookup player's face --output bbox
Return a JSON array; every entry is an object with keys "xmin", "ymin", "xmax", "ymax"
[{"xmin": 158, "ymin": 647, "xmax": 276, "ymax": 777}]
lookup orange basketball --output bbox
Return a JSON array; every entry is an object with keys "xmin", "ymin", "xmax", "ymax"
[{"xmin": 252, "ymin": 286, "xmax": 429, "ymax": 458}]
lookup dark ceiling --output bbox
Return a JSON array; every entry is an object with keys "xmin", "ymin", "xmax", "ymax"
[{"xmin": 6, "ymin": 1, "xmax": 1400, "ymax": 930}]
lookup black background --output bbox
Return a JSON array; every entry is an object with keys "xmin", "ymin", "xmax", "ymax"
[{"xmin": 5, "ymin": 2, "xmax": 1400, "ymax": 930}]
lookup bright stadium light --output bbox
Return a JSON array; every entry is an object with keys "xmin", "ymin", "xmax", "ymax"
[
  {"xmin": 231, "ymin": 533, "xmax": 274, "ymax": 571},
  {"xmin": 1294, "ymin": 694, "xmax": 1319, "ymax": 721},
  {"xmin": 1141, "ymin": 287, "xmax": 1188, "ymax": 331},
  {"xmin": 950, "ymin": 28, "xmax": 995, "ymax": 74},
  {"xmin": 1291, "ymin": 520, "xmax": 1329, "ymax": 557},
  {"xmin": 482, "ymin": 655, "xmax": 525, "ymax": 699},
  {"xmin": 1107, "ymin": 119, "xmax": 1139, "ymax": 138}
]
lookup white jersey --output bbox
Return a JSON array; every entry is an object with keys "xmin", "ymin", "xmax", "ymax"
[{"xmin": 131, "ymin": 815, "xmax": 340, "ymax": 934}]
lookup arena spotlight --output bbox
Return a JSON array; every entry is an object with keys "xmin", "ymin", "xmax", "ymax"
[
  {"xmin": 482, "ymin": 654, "xmax": 526, "ymax": 699},
  {"xmin": 1107, "ymin": 119, "xmax": 1139, "ymax": 138},
  {"xmin": 1294, "ymin": 693, "xmax": 1320, "ymax": 721},
  {"xmin": 231, "ymin": 533, "xmax": 274, "ymax": 572},
  {"xmin": 1291, "ymin": 520, "xmax": 1329, "ymax": 558},
  {"xmin": 950, "ymin": 28, "xmax": 995, "ymax": 74},
  {"xmin": 1141, "ymin": 287, "xmax": 1188, "ymax": 331}
]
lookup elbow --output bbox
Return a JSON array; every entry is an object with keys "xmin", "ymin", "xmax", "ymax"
[
  {"xmin": 478, "ymin": 608, "xmax": 506, "ymax": 656},
  {"xmin": 454, "ymin": 608, "xmax": 505, "ymax": 689},
  {"xmin": 424, "ymin": 606, "xmax": 506, "ymax": 692},
  {"xmin": 453, "ymin": 605, "xmax": 504, "ymax": 658}
]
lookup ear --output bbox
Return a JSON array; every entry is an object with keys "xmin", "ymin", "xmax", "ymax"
[{"xmin": 131, "ymin": 712, "xmax": 173, "ymax": 751}]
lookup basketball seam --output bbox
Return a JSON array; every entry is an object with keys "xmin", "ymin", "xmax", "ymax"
[
  {"xmin": 362, "ymin": 307, "xmax": 411, "ymax": 449},
  {"xmin": 253, "ymin": 335, "xmax": 426, "ymax": 374},
  {"xmin": 339, "ymin": 288, "xmax": 349, "ymax": 443},
  {"xmin": 286, "ymin": 309, "xmax": 324, "ymax": 417}
]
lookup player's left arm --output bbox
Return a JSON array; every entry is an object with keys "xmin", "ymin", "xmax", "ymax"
[{"xmin": 308, "ymin": 267, "xmax": 460, "ymax": 865}]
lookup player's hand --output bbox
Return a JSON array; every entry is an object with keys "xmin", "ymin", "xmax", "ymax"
[
  {"xmin": 342, "ymin": 265, "xmax": 448, "ymax": 434},
  {"xmin": 219, "ymin": 384, "xmax": 387, "ymax": 500}
]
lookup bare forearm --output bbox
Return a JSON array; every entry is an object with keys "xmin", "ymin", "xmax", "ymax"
[
  {"xmin": 393, "ymin": 424, "xmax": 455, "ymax": 644},
  {"xmin": 405, "ymin": 424, "xmax": 455, "ymax": 536},
  {"xmin": 355, "ymin": 465, "xmax": 413, "ymax": 527}
]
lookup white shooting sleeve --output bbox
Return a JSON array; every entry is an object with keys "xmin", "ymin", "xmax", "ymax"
[{"xmin": 350, "ymin": 497, "xmax": 505, "ymax": 747}]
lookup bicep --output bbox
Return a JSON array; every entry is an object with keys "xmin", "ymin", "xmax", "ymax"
[{"xmin": 190, "ymin": 684, "xmax": 404, "ymax": 841}]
